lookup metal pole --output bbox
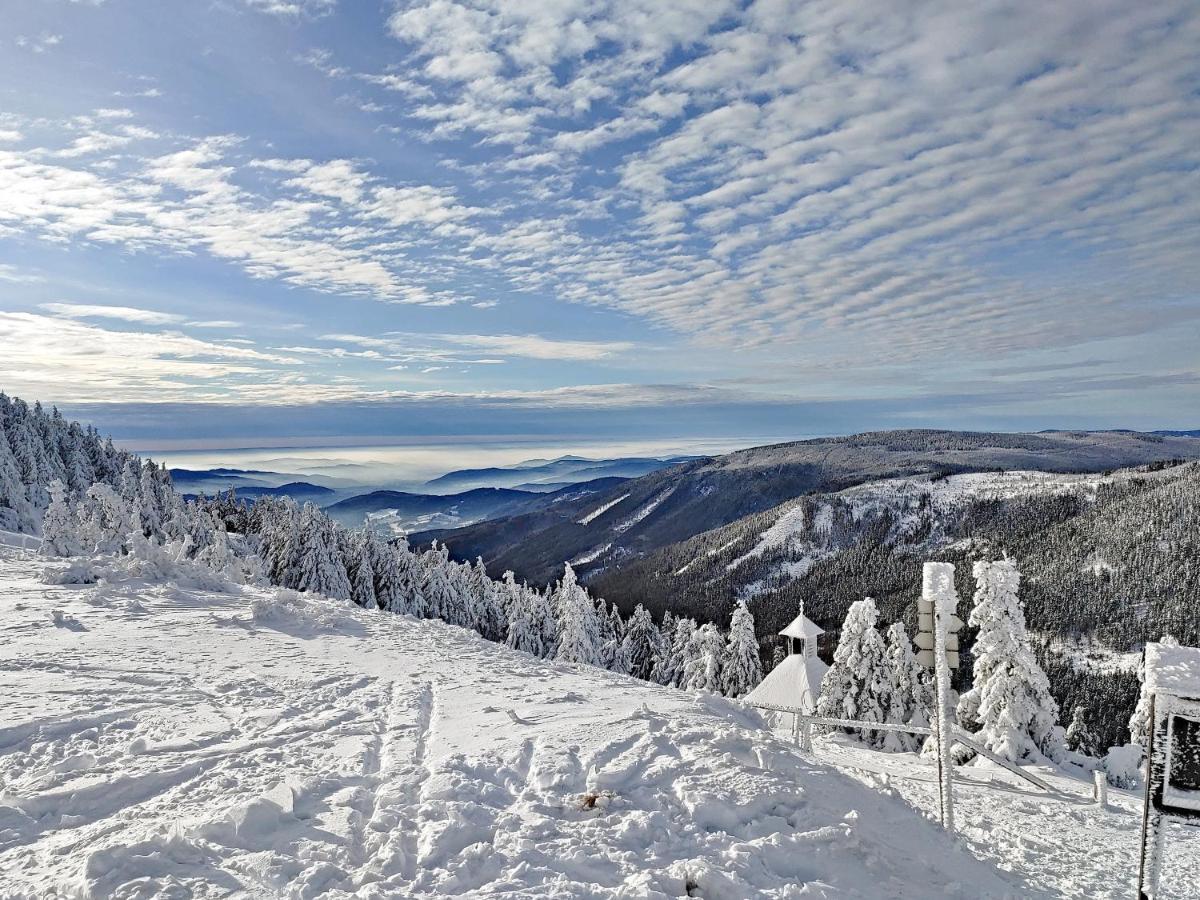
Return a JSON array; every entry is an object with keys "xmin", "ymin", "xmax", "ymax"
[{"xmin": 925, "ymin": 562, "xmax": 957, "ymax": 833}]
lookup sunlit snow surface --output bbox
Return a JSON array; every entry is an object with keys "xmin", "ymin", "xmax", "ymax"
[
  {"xmin": 0, "ymin": 538, "xmax": 1022, "ymax": 898},
  {"xmin": 813, "ymin": 734, "xmax": 1200, "ymax": 900}
]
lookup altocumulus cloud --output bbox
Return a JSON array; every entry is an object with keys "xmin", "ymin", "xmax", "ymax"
[{"xmin": 0, "ymin": 0, "xmax": 1197, "ymax": 432}]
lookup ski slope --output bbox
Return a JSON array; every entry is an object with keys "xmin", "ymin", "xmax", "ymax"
[{"xmin": 0, "ymin": 542, "xmax": 1023, "ymax": 898}]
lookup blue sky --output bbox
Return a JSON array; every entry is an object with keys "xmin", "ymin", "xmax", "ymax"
[{"xmin": 0, "ymin": 0, "xmax": 1197, "ymax": 449}]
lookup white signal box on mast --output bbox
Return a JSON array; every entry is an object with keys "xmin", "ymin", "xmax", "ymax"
[{"xmin": 916, "ymin": 595, "xmax": 965, "ymax": 669}]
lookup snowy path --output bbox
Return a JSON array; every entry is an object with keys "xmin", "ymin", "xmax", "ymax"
[
  {"xmin": 0, "ymin": 545, "xmax": 1027, "ymax": 898},
  {"xmin": 811, "ymin": 734, "xmax": 1200, "ymax": 900}
]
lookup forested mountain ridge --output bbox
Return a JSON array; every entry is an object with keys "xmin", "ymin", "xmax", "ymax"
[
  {"xmin": 589, "ymin": 462, "xmax": 1198, "ymax": 641},
  {"xmin": 416, "ymin": 429, "xmax": 1200, "ymax": 588}
]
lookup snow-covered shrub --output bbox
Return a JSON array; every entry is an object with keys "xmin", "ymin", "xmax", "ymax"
[
  {"xmin": 1103, "ymin": 743, "xmax": 1142, "ymax": 789},
  {"xmin": 250, "ymin": 588, "xmax": 352, "ymax": 632}
]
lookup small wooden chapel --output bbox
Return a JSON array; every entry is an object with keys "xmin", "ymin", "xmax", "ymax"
[{"xmin": 745, "ymin": 607, "xmax": 829, "ymax": 713}]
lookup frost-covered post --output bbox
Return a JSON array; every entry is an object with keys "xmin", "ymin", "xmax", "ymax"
[
  {"xmin": 923, "ymin": 562, "xmax": 958, "ymax": 832},
  {"xmin": 1139, "ymin": 692, "xmax": 1169, "ymax": 899},
  {"xmin": 1136, "ymin": 642, "xmax": 1200, "ymax": 900},
  {"xmin": 1092, "ymin": 770, "xmax": 1107, "ymax": 809}
]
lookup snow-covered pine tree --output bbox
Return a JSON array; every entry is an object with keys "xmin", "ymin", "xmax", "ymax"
[
  {"xmin": 438, "ymin": 559, "xmax": 470, "ymax": 628},
  {"xmin": 137, "ymin": 460, "xmax": 165, "ymax": 538},
  {"xmin": 608, "ymin": 630, "xmax": 632, "ymax": 675},
  {"xmin": 505, "ymin": 575, "xmax": 545, "ymax": 657},
  {"xmin": 420, "ymin": 545, "xmax": 457, "ymax": 621},
  {"xmin": 816, "ymin": 597, "xmax": 890, "ymax": 745},
  {"xmin": 607, "ymin": 603, "xmax": 624, "ymax": 643},
  {"xmin": 770, "ymin": 641, "xmax": 787, "ymax": 672},
  {"xmin": 295, "ymin": 504, "xmax": 352, "ymax": 600},
  {"xmin": 553, "ymin": 563, "xmax": 602, "ymax": 666},
  {"xmin": 1066, "ymin": 705, "xmax": 1099, "ymax": 757},
  {"xmin": 348, "ymin": 530, "xmax": 378, "ymax": 609},
  {"xmin": 682, "ymin": 622, "xmax": 726, "ymax": 693},
  {"xmin": 470, "ymin": 557, "xmax": 507, "ymax": 641},
  {"xmin": 596, "ymin": 598, "xmax": 618, "ymax": 667},
  {"xmin": 650, "ymin": 611, "xmax": 678, "ymax": 685},
  {"xmin": 39, "ymin": 479, "xmax": 80, "ymax": 557},
  {"xmin": 118, "ymin": 457, "xmax": 141, "ymax": 503},
  {"xmin": 197, "ymin": 509, "xmax": 235, "ymax": 574},
  {"xmin": 497, "ymin": 569, "xmax": 522, "ymax": 619},
  {"xmin": 620, "ymin": 604, "xmax": 661, "ymax": 682},
  {"xmin": 394, "ymin": 539, "xmax": 427, "ymax": 617},
  {"xmin": 0, "ymin": 425, "xmax": 35, "ymax": 533},
  {"xmin": 80, "ymin": 482, "xmax": 137, "ymax": 555},
  {"xmin": 368, "ymin": 533, "xmax": 406, "ymax": 614},
  {"xmin": 956, "ymin": 560, "xmax": 1063, "ymax": 763},
  {"xmin": 881, "ymin": 622, "xmax": 930, "ymax": 752},
  {"xmin": 532, "ymin": 583, "xmax": 558, "ymax": 656},
  {"xmin": 659, "ymin": 615, "xmax": 696, "ymax": 687},
  {"xmin": 274, "ymin": 502, "xmax": 305, "ymax": 588},
  {"xmin": 722, "ymin": 599, "xmax": 763, "ymax": 697}
]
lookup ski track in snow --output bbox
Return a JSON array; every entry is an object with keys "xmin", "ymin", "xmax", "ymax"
[{"xmin": 0, "ymin": 543, "xmax": 1031, "ymax": 899}]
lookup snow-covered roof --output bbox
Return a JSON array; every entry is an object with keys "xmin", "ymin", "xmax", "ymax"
[
  {"xmin": 745, "ymin": 653, "xmax": 829, "ymax": 712},
  {"xmin": 1146, "ymin": 642, "xmax": 1200, "ymax": 698},
  {"xmin": 780, "ymin": 613, "xmax": 823, "ymax": 640}
]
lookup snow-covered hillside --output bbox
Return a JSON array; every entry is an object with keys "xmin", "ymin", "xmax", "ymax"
[
  {"xmin": 0, "ymin": 541, "xmax": 1020, "ymax": 899},
  {"xmin": 730, "ymin": 470, "xmax": 1108, "ymax": 577}
]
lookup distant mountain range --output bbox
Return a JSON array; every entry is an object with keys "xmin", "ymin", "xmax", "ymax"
[
  {"xmin": 169, "ymin": 468, "xmax": 338, "ymax": 502},
  {"xmin": 170, "ymin": 455, "xmax": 696, "ymax": 532},
  {"xmin": 421, "ymin": 455, "xmax": 700, "ymax": 492},
  {"xmin": 411, "ymin": 428, "xmax": 1200, "ymax": 588},
  {"xmin": 322, "ymin": 477, "xmax": 629, "ymax": 535}
]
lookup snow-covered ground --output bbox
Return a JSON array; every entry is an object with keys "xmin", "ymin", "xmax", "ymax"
[
  {"xmin": 805, "ymin": 732, "xmax": 1200, "ymax": 900},
  {"xmin": 0, "ymin": 543, "xmax": 1026, "ymax": 899}
]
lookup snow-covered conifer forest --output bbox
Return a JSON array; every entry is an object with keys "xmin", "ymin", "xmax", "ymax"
[{"xmin": 3, "ymin": 393, "xmax": 1199, "ymax": 897}]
